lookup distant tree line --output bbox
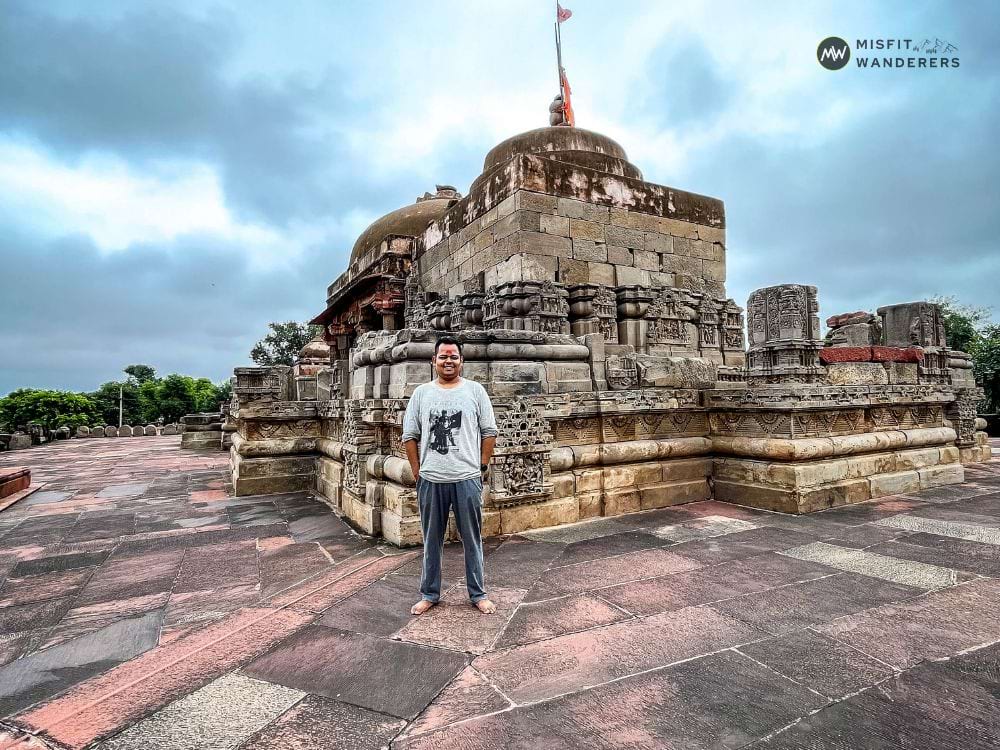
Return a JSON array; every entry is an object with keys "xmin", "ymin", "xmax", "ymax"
[
  {"xmin": 0, "ymin": 365, "xmax": 231, "ymax": 432},
  {"xmin": 935, "ymin": 297, "xmax": 1000, "ymax": 412}
]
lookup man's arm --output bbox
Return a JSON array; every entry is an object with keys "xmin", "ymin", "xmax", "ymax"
[
  {"xmin": 404, "ymin": 438, "xmax": 420, "ymax": 481},
  {"xmin": 401, "ymin": 390, "xmax": 422, "ymax": 481},
  {"xmin": 478, "ymin": 385, "xmax": 498, "ymax": 472},
  {"xmin": 480, "ymin": 436, "xmax": 496, "ymax": 469}
]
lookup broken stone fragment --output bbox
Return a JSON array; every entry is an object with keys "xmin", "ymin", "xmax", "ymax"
[{"xmin": 634, "ymin": 355, "xmax": 717, "ymax": 388}]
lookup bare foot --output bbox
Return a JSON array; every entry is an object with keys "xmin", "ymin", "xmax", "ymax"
[
  {"xmin": 474, "ymin": 598, "xmax": 496, "ymax": 614},
  {"xmin": 410, "ymin": 599, "xmax": 436, "ymax": 616}
]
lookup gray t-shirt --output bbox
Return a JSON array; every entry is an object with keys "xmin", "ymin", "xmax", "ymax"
[{"xmin": 401, "ymin": 378, "xmax": 498, "ymax": 483}]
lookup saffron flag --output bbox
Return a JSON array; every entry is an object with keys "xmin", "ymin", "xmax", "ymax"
[
  {"xmin": 560, "ymin": 68, "xmax": 575, "ymax": 126},
  {"xmin": 557, "ymin": 3, "xmax": 572, "ymax": 23}
]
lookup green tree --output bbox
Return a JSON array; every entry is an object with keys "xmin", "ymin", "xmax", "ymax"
[
  {"xmin": 89, "ymin": 381, "xmax": 143, "ymax": 426},
  {"xmin": 970, "ymin": 324, "xmax": 1000, "ymax": 412},
  {"xmin": 0, "ymin": 389, "xmax": 101, "ymax": 431},
  {"xmin": 124, "ymin": 364, "xmax": 157, "ymax": 384},
  {"xmin": 157, "ymin": 374, "xmax": 198, "ymax": 423},
  {"xmin": 138, "ymin": 379, "xmax": 162, "ymax": 423},
  {"xmin": 250, "ymin": 321, "xmax": 320, "ymax": 366},
  {"xmin": 932, "ymin": 296, "xmax": 991, "ymax": 352}
]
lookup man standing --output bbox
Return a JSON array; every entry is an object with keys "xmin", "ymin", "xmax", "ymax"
[{"xmin": 402, "ymin": 335, "xmax": 498, "ymax": 615}]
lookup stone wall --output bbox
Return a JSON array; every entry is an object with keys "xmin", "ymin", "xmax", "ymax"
[{"xmin": 418, "ymin": 189, "xmax": 726, "ymax": 300}]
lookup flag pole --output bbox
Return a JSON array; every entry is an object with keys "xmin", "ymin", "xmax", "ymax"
[{"xmin": 554, "ymin": 22, "xmax": 562, "ymax": 92}]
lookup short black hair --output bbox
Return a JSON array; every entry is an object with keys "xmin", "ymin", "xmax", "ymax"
[{"xmin": 434, "ymin": 335, "xmax": 463, "ymax": 357}]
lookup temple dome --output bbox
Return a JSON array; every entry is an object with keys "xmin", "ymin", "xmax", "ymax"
[
  {"xmin": 297, "ymin": 334, "xmax": 331, "ymax": 362},
  {"xmin": 350, "ymin": 188, "xmax": 459, "ymax": 263},
  {"xmin": 481, "ymin": 126, "xmax": 642, "ymax": 179}
]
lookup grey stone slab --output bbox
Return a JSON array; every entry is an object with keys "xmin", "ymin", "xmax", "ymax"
[
  {"xmin": 709, "ymin": 573, "xmax": 922, "ymax": 636},
  {"xmin": 519, "ymin": 516, "xmax": 633, "ymax": 544},
  {"xmin": 875, "ymin": 514, "xmax": 1000, "ymax": 545},
  {"xmin": 868, "ymin": 533, "xmax": 1000, "ymax": 576},
  {"xmin": 739, "ymin": 628, "xmax": 896, "ymax": 699},
  {"xmin": 21, "ymin": 490, "xmax": 74, "ymax": 506},
  {"xmin": 65, "ymin": 512, "xmax": 137, "ymax": 542},
  {"xmin": 0, "ymin": 610, "xmax": 161, "ymax": 718},
  {"xmin": 318, "ymin": 574, "xmax": 420, "ymax": 636},
  {"xmin": 780, "ymin": 541, "xmax": 966, "ymax": 590},
  {"xmin": 818, "ymin": 523, "xmax": 913, "ymax": 549},
  {"xmin": 551, "ymin": 530, "xmax": 666, "ymax": 568},
  {"xmin": 227, "ymin": 502, "xmax": 283, "ymax": 528},
  {"xmin": 402, "ymin": 650, "xmax": 825, "ymax": 750},
  {"xmin": 244, "ymin": 625, "xmax": 467, "ymax": 719},
  {"xmin": 240, "ymin": 694, "xmax": 405, "ymax": 750},
  {"xmin": 95, "ymin": 483, "xmax": 149, "ymax": 499},
  {"xmin": 478, "ymin": 538, "xmax": 564, "ymax": 590},
  {"xmin": 101, "ymin": 673, "xmax": 303, "ymax": 750},
  {"xmin": 651, "ymin": 514, "xmax": 758, "ymax": 543}
]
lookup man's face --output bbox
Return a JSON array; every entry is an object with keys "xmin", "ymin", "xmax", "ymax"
[{"xmin": 434, "ymin": 343, "xmax": 462, "ymax": 382}]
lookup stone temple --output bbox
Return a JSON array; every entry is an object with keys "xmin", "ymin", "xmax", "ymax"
[{"xmin": 228, "ymin": 124, "xmax": 991, "ymax": 546}]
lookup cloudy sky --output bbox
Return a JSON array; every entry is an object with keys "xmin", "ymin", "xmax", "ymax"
[{"xmin": 1, "ymin": 0, "xmax": 997, "ymax": 395}]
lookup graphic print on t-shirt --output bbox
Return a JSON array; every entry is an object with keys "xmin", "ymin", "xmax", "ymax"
[{"xmin": 429, "ymin": 409, "xmax": 463, "ymax": 455}]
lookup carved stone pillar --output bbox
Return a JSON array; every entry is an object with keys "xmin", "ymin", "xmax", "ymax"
[
  {"xmin": 615, "ymin": 286, "xmax": 654, "ymax": 353},
  {"xmin": 877, "ymin": 302, "xmax": 949, "ymax": 384},
  {"xmin": 484, "ymin": 281, "xmax": 569, "ymax": 333},
  {"xmin": 746, "ymin": 284, "xmax": 824, "ymax": 384},
  {"xmin": 450, "ymin": 291, "xmax": 486, "ymax": 331}
]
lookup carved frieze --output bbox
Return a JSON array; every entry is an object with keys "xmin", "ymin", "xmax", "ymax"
[
  {"xmin": 491, "ymin": 398, "xmax": 554, "ymax": 507},
  {"xmin": 485, "ymin": 281, "xmax": 570, "ymax": 334}
]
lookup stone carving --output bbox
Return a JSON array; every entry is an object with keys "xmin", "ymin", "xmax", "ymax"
[
  {"xmin": 484, "ymin": 281, "xmax": 570, "ymax": 333},
  {"xmin": 490, "ymin": 398, "xmax": 553, "ymax": 506},
  {"xmin": 746, "ymin": 284, "xmax": 824, "ymax": 384},
  {"xmin": 425, "ymin": 298, "xmax": 454, "ymax": 332},
  {"xmin": 234, "ymin": 366, "xmax": 292, "ymax": 404},
  {"xmin": 825, "ymin": 311, "xmax": 882, "ymax": 348},
  {"xmin": 567, "ymin": 284, "xmax": 618, "ymax": 342},
  {"xmin": 947, "ymin": 386, "xmax": 985, "ymax": 447},
  {"xmin": 606, "ymin": 354, "xmax": 638, "ymax": 390},
  {"xmin": 404, "ymin": 271, "xmax": 429, "ymax": 330},
  {"xmin": 451, "ymin": 291, "xmax": 486, "ymax": 331}
]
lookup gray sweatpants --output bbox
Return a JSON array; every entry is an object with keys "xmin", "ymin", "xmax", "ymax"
[{"xmin": 417, "ymin": 476, "xmax": 487, "ymax": 603}]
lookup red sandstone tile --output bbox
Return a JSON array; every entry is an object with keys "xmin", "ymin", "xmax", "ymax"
[
  {"xmin": 395, "ymin": 587, "xmax": 525, "ymax": 654},
  {"xmin": 189, "ymin": 489, "xmax": 228, "ymax": 502},
  {"xmin": 473, "ymin": 605, "xmax": 763, "ymax": 704},
  {"xmin": 819, "ymin": 346, "xmax": 873, "ymax": 363},
  {"xmin": 527, "ymin": 547, "xmax": 701, "ymax": 601},
  {"xmin": 405, "ymin": 666, "xmax": 510, "ymax": 738},
  {"xmin": 871, "ymin": 345, "xmax": 923, "ymax": 362},
  {"xmin": 13, "ymin": 606, "xmax": 313, "ymax": 749},
  {"xmin": 815, "ymin": 578, "xmax": 1000, "ymax": 669},
  {"xmin": 269, "ymin": 551, "xmax": 419, "ymax": 611},
  {"xmin": 495, "ymin": 593, "xmax": 631, "ymax": 648}
]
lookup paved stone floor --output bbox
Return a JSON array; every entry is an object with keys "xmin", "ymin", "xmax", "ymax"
[{"xmin": 0, "ymin": 437, "xmax": 999, "ymax": 749}]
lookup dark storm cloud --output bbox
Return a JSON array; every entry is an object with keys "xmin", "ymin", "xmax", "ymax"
[
  {"xmin": 0, "ymin": 1, "xmax": 373, "ymax": 225},
  {"xmin": 0, "ymin": 226, "xmax": 334, "ymax": 394}
]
